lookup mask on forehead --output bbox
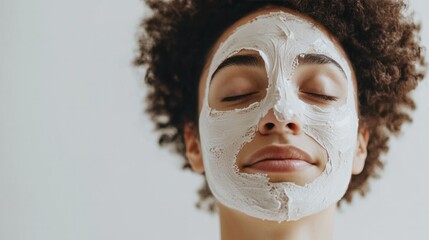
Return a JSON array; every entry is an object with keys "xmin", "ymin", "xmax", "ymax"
[{"xmin": 199, "ymin": 12, "xmax": 359, "ymax": 222}]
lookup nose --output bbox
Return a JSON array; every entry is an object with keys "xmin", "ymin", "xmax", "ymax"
[{"xmin": 258, "ymin": 109, "xmax": 302, "ymax": 135}]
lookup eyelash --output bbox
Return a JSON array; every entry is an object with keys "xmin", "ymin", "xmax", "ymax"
[
  {"xmin": 301, "ymin": 91, "xmax": 338, "ymax": 101},
  {"xmin": 221, "ymin": 92, "xmax": 258, "ymax": 102}
]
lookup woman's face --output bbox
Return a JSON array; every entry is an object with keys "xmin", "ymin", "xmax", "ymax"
[
  {"xmin": 186, "ymin": 7, "xmax": 368, "ymax": 222},
  {"xmin": 208, "ymin": 50, "xmax": 349, "ymax": 185}
]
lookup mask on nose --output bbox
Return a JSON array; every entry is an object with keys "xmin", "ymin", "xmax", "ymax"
[{"xmin": 199, "ymin": 11, "xmax": 359, "ymax": 222}]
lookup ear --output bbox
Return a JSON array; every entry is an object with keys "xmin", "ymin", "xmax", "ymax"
[
  {"xmin": 352, "ymin": 127, "xmax": 370, "ymax": 175},
  {"xmin": 184, "ymin": 123, "xmax": 205, "ymax": 174}
]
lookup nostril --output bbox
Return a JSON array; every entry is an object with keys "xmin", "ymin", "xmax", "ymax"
[
  {"xmin": 287, "ymin": 123, "xmax": 299, "ymax": 132},
  {"xmin": 265, "ymin": 122, "xmax": 275, "ymax": 130}
]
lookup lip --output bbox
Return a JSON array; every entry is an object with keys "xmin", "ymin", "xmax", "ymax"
[{"xmin": 243, "ymin": 145, "xmax": 316, "ymax": 173}]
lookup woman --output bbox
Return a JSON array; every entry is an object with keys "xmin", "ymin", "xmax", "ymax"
[{"xmin": 135, "ymin": 0, "xmax": 426, "ymax": 239}]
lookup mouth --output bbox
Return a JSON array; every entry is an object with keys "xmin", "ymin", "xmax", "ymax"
[{"xmin": 242, "ymin": 145, "xmax": 316, "ymax": 173}]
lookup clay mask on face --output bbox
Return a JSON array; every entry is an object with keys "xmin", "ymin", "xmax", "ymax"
[{"xmin": 199, "ymin": 11, "xmax": 359, "ymax": 221}]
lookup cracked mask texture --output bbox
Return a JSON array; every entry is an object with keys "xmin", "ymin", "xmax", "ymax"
[{"xmin": 199, "ymin": 12, "xmax": 359, "ymax": 221}]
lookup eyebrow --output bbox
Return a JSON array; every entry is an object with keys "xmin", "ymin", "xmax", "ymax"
[
  {"xmin": 210, "ymin": 54, "xmax": 265, "ymax": 80},
  {"xmin": 298, "ymin": 53, "xmax": 346, "ymax": 77},
  {"xmin": 210, "ymin": 53, "xmax": 347, "ymax": 81}
]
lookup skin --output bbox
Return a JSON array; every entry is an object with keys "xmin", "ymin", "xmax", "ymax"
[
  {"xmin": 209, "ymin": 50, "xmax": 349, "ymax": 185},
  {"xmin": 184, "ymin": 6, "xmax": 370, "ymax": 240}
]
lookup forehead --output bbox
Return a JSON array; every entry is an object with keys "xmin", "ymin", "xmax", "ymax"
[{"xmin": 198, "ymin": 7, "xmax": 356, "ymax": 111}]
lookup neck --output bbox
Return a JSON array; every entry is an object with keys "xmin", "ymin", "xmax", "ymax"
[{"xmin": 218, "ymin": 203, "xmax": 336, "ymax": 240}]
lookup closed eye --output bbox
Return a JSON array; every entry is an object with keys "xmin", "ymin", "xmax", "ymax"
[
  {"xmin": 221, "ymin": 91, "xmax": 259, "ymax": 102},
  {"xmin": 300, "ymin": 91, "xmax": 338, "ymax": 101}
]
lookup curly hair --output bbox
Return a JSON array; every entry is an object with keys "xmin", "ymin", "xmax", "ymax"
[{"xmin": 134, "ymin": 0, "xmax": 426, "ymax": 211}]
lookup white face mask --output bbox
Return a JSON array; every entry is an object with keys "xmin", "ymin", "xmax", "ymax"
[{"xmin": 199, "ymin": 11, "xmax": 359, "ymax": 222}]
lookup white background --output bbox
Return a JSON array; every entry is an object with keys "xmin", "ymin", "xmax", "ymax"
[{"xmin": 1, "ymin": 0, "xmax": 428, "ymax": 239}]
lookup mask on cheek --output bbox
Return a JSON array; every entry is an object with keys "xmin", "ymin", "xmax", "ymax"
[{"xmin": 198, "ymin": 12, "xmax": 359, "ymax": 222}]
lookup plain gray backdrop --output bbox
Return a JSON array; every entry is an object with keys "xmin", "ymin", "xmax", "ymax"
[{"xmin": 1, "ymin": 0, "xmax": 428, "ymax": 239}]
